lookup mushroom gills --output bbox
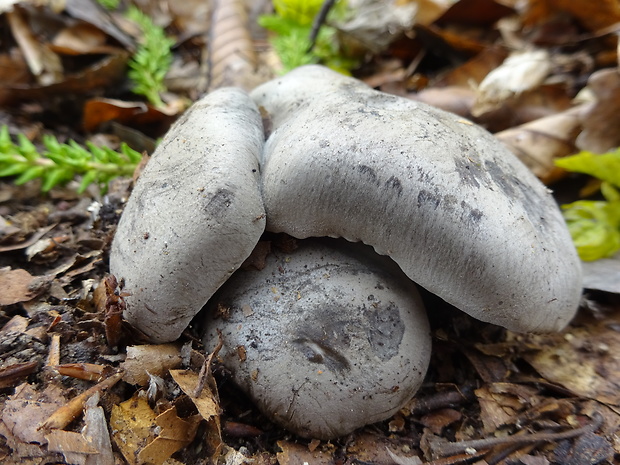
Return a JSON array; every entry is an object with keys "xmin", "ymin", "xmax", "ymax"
[{"xmin": 202, "ymin": 237, "xmax": 431, "ymax": 440}]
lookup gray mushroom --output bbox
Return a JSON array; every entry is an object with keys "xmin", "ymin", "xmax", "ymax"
[
  {"xmin": 202, "ymin": 238, "xmax": 431, "ymax": 439},
  {"xmin": 109, "ymin": 88, "xmax": 265, "ymax": 342},
  {"xmin": 109, "ymin": 65, "xmax": 583, "ymax": 439},
  {"xmin": 250, "ymin": 65, "xmax": 582, "ymax": 333}
]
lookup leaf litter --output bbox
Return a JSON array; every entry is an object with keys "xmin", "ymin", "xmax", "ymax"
[{"xmin": 0, "ymin": 0, "xmax": 620, "ymax": 464}]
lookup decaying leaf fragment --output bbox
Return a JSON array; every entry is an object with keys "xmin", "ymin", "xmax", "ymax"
[
  {"xmin": 121, "ymin": 344, "xmax": 183, "ymax": 386},
  {"xmin": 472, "ymin": 49, "xmax": 552, "ymax": 116},
  {"xmin": 0, "ymin": 267, "xmax": 51, "ymax": 305},
  {"xmin": 44, "ymin": 392, "xmax": 115, "ymax": 465},
  {"xmin": 575, "ymin": 68, "xmax": 620, "ymax": 154},
  {"xmin": 523, "ymin": 312, "xmax": 620, "ymax": 409},
  {"xmin": 170, "ymin": 368, "xmax": 223, "ymax": 458},
  {"xmin": 93, "ymin": 274, "xmax": 127, "ymax": 347},
  {"xmin": 110, "ymin": 392, "xmax": 200, "ymax": 465},
  {"xmin": 207, "ymin": 0, "xmax": 258, "ymax": 91},
  {"xmin": 495, "ymin": 105, "xmax": 583, "ymax": 183}
]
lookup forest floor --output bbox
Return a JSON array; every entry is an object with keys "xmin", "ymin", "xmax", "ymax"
[{"xmin": 0, "ymin": 1, "xmax": 619, "ymax": 464}]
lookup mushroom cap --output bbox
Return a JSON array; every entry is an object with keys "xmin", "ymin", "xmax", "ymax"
[
  {"xmin": 202, "ymin": 238, "xmax": 431, "ymax": 439},
  {"xmin": 250, "ymin": 65, "xmax": 582, "ymax": 333},
  {"xmin": 110, "ymin": 88, "xmax": 265, "ymax": 342}
]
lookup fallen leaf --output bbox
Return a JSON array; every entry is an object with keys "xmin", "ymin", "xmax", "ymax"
[
  {"xmin": 110, "ymin": 393, "xmax": 157, "ymax": 465},
  {"xmin": 523, "ymin": 312, "xmax": 620, "ymax": 411},
  {"xmin": 207, "ymin": 0, "xmax": 259, "ymax": 91},
  {"xmin": 472, "ymin": 49, "xmax": 552, "ymax": 116},
  {"xmin": 137, "ymin": 407, "xmax": 201, "ymax": 465},
  {"xmin": 276, "ymin": 440, "xmax": 335, "ymax": 465},
  {"xmin": 495, "ymin": 105, "xmax": 583, "ymax": 183},
  {"xmin": 1, "ymin": 383, "xmax": 66, "ymax": 445},
  {"xmin": 122, "ymin": 344, "xmax": 182, "ymax": 386},
  {"xmin": 522, "ymin": 0, "xmax": 620, "ymax": 32},
  {"xmin": 575, "ymin": 68, "xmax": 620, "ymax": 154},
  {"xmin": 0, "ymin": 267, "xmax": 50, "ymax": 305},
  {"xmin": 419, "ymin": 408, "xmax": 462, "ymax": 435}
]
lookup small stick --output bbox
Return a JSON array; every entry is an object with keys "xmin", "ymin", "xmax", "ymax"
[
  {"xmin": 308, "ymin": 0, "xmax": 337, "ymax": 52},
  {"xmin": 39, "ymin": 371, "xmax": 124, "ymax": 431},
  {"xmin": 434, "ymin": 412, "xmax": 603, "ymax": 457}
]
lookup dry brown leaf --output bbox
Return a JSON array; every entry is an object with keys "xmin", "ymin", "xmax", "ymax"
[
  {"xmin": 0, "ymin": 52, "xmax": 129, "ymax": 106},
  {"xmin": 207, "ymin": 0, "xmax": 258, "ymax": 91},
  {"xmin": 0, "ymin": 314, "xmax": 29, "ymax": 334},
  {"xmin": 169, "ymin": 369, "xmax": 219, "ymax": 422},
  {"xmin": 51, "ymin": 23, "xmax": 120, "ymax": 55},
  {"xmin": 475, "ymin": 383, "xmax": 541, "ymax": 433},
  {"xmin": 63, "ymin": 0, "xmax": 134, "ymax": 49},
  {"xmin": 137, "ymin": 407, "xmax": 201, "ymax": 465},
  {"xmin": 413, "ymin": 86, "xmax": 476, "ymax": 117},
  {"xmin": 111, "ymin": 393, "xmax": 200, "ymax": 465},
  {"xmin": 110, "ymin": 393, "xmax": 158, "ymax": 465},
  {"xmin": 523, "ymin": 312, "xmax": 620, "ymax": 411},
  {"xmin": 436, "ymin": 0, "xmax": 514, "ymax": 26},
  {"xmin": 575, "ymin": 68, "xmax": 620, "ymax": 153},
  {"xmin": 433, "ymin": 46, "xmax": 508, "ymax": 87},
  {"xmin": 495, "ymin": 105, "xmax": 583, "ymax": 183},
  {"xmin": 276, "ymin": 440, "xmax": 335, "ymax": 465},
  {"xmin": 0, "ymin": 361, "xmax": 39, "ymax": 389},
  {"xmin": 6, "ymin": 6, "xmax": 63, "ymax": 85},
  {"xmin": 45, "ymin": 430, "xmax": 98, "ymax": 464},
  {"xmin": 0, "ymin": 267, "xmax": 51, "ymax": 305},
  {"xmin": 473, "ymin": 49, "xmax": 552, "ymax": 117},
  {"xmin": 122, "ymin": 344, "xmax": 182, "ymax": 386},
  {"xmin": 337, "ymin": 0, "xmax": 418, "ymax": 53},
  {"xmin": 82, "ymin": 97, "xmax": 177, "ymax": 135},
  {"xmin": 419, "ymin": 408, "xmax": 462, "ymax": 435},
  {"xmin": 1, "ymin": 383, "xmax": 66, "ymax": 445},
  {"xmin": 346, "ymin": 433, "xmax": 422, "ymax": 465},
  {"xmin": 170, "ymin": 368, "xmax": 223, "ymax": 459},
  {"xmin": 521, "ymin": 0, "xmax": 620, "ymax": 32},
  {"xmin": 93, "ymin": 274, "xmax": 126, "ymax": 348}
]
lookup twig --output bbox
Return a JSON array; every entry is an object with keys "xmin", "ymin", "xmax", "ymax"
[
  {"xmin": 39, "ymin": 371, "xmax": 124, "ymax": 430},
  {"xmin": 433, "ymin": 412, "xmax": 603, "ymax": 457},
  {"xmin": 308, "ymin": 0, "xmax": 336, "ymax": 52}
]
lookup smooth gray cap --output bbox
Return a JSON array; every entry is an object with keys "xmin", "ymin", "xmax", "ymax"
[
  {"xmin": 251, "ymin": 65, "xmax": 582, "ymax": 333},
  {"xmin": 203, "ymin": 238, "xmax": 431, "ymax": 439}
]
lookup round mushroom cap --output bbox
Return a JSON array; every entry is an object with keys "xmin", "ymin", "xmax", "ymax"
[
  {"xmin": 110, "ymin": 88, "xmax": 265, "ymax": 342},
  {"xmin": 202, "ymin": 238, "xmax": 431, "ymax": 439},
  {"xmin": 250, "ymin": 65, "xmax": 583, "ymax": 334}
]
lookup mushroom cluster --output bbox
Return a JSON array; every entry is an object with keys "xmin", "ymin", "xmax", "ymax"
[{"xmin": 110, "ymin": 65, "xmax": 582, "ymax": 439}]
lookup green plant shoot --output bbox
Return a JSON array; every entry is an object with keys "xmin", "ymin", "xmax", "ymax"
[
  {"xmin": 96, "ymin": 0, "xmax": 120, "ymax": 10},
  {"xmin": 556, "ymin": 148, "xmax": 620, "ymax": 261},
  {"xmin": 260, "ymin": 0, "xmax": 358, "ymax": 73},
  {"xmin": 0, "ymin": 126, "xmax": 142, "ymax": 193},
  {"xmin": 126, "ymin": 6, "xmax": 175, "ymax": 108}
]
